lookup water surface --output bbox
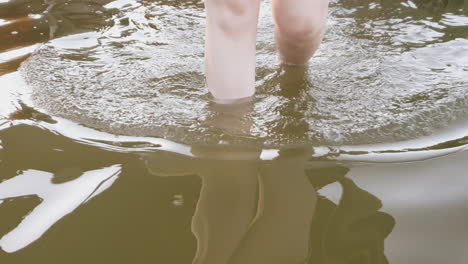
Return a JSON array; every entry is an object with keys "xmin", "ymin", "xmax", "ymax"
[
  {"xmin": 19, "ymin": 0, "xmax": 468, "ymax": 146},
  {"xmin": 1, "ymin": 0, "xmax": 468, "ymax": 263}
]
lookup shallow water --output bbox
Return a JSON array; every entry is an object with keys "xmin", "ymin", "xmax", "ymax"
[
  {"xmin": 1, "ymin": 0, "xmax": 468, "ymax": 263},
  {"xmin": 19, "ymin": 0, "xmax": 468, "ymax": 146}
]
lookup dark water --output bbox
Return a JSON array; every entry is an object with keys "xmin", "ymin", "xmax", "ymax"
[{"xmin": 1, "ymin": 0, "xmax": 468, "ymax": 263}]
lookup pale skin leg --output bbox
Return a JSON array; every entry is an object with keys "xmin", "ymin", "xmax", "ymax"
[
  {"xmin": 204, "ymin": 0, "xmax": 261, "ymax": 100},
  {"xmin": 204, "ymin": 0, "xmax": 329, "ymax": 100},
  {"xmin": 272, "ymin": 0, "xmax": 329, "ymax": 65}
]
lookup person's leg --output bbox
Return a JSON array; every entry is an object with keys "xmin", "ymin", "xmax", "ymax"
[
  {"xmin": 204, "ymin": 0, "xmax": 261, "ymax": 100},
  {"xmin": 272, "ymin": 0, "xmax": 329, "ymax": 65}
]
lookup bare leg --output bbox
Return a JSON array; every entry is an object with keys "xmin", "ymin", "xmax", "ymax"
[
  {"xmin": 272, "ymin": 0, "xmax": 329, "ymax": 65},
  {"xmin": 204, "ymin": 0, "xmax": 261, "ymax": 100}
]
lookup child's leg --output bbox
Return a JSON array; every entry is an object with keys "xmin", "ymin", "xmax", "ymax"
[
  {"xmin": 272, "ymin": 0, "xmax": 329, "ymax": 65},
  {"xmin": 204, "ymin": 0, "xmax": 261, "ymax": 100}
]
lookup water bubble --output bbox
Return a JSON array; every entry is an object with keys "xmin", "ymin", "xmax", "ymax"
[
  {"xmin": 172, "ymin": 194, "xmax": 184, "ymax": 207},
  {"xmin": 28, "ymin": 14, "xmax": 42, "ymax": 19}
]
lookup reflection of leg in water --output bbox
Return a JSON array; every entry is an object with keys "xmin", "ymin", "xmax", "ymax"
[
  {"xmin": 191, "ymin": 98, "xmax": 261, "ymax": 264},
  {"xmin": 192, "ymin": 97, "xmax": 318, "ymax": 264},
  {"xmin": 143, "ymin": 146, "xmax": 261, "ymax": 264},
  {"xmin": 191, "ymin": 159, "xmax": 259, "ymax": 264},
  {"xmin": 229, "ymin": 148, "xmax": 316, "ymax": 264}
]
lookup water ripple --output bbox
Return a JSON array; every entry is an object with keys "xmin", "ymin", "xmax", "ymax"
[{"xmin": 19, "ymin": 0, "xmax": 468, "ymax": 146}]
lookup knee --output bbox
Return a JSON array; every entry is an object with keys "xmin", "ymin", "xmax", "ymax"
[
  {"xmin": 205, "ymin": 0, "xmax": 259, "ymax": 34},
  {"xmin": 275, "ymin": 14, "xmax": 327, "ymax": 43},
  {"xmin": 207, "ymin": 0, "xmax": 253, "ymax": 16}
]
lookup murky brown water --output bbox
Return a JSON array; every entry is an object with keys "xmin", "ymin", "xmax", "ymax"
[{"xmin": 1, "ymin": 0, "xmax": 468, "ymax": 263}]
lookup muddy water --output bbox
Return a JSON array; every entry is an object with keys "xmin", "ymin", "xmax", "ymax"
[
  {"xmin": 18, "ymin": 0, "xmax": 468, "ymax": 145},
  {"xmin": 1, "ymin": 0, "xmax": 468, "ymax": 263}
]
